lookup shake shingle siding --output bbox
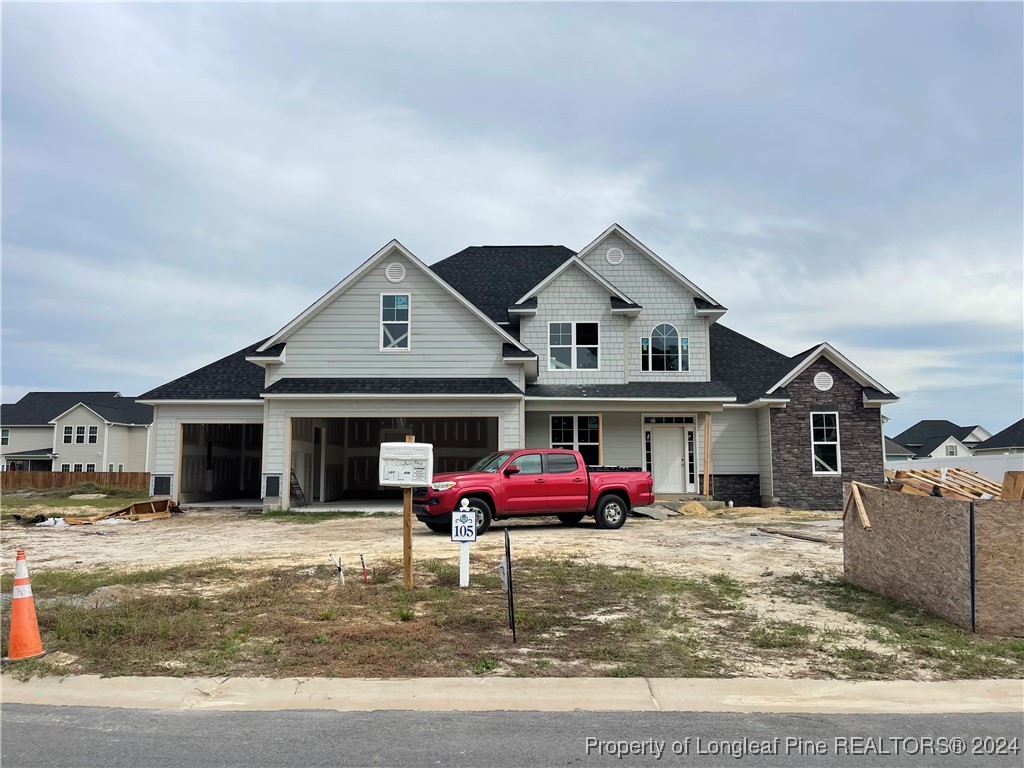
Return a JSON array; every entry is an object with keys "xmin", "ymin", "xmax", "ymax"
[{"xmin": 770, "ymin": 359, "xmax": 883, "ymax": 509}]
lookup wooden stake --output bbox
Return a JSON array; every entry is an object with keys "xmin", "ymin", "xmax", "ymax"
[
  {"xmin": 850, "ymin": 483, "xmax": 871, "ymax": 530},
  {"xmin": 403, "ymin": 435, "xmax": 414, "ymax": 590},
  {"xmin": 703, "ymin": 413, "xmax": 712, "ymax": 500}
]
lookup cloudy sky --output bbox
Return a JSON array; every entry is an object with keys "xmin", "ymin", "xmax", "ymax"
[{"xmin": 3, "ymin": 2, "xmax": 1021, "ymax": 437}]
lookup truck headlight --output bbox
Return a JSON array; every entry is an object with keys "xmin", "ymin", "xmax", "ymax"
[{"xmin": 431, "ymin": 481, "xmax": 458, "ymax": 491}]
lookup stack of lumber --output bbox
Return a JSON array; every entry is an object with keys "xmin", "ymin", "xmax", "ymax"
[{"xmin": 883, "ymin": 468, "xmax": 1003, "ymax": 501}]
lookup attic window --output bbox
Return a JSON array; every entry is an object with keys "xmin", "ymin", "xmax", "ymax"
[
  {"xmin": 813, "ymin": 372, "xmax": 834, "ymax": 392},
  {"xmin": 385, "ymin": 262, "xmax": 407, "ymax": 284},
  {"xmin": 606, "ymin": 247, "xmax": 624, "ymax": 265}
]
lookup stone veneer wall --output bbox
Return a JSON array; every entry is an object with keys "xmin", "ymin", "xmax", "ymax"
[
  {"xmin": 770, "ymin": 358, "xmax": 883, "ymax": 509},
  {"xmin": 700, "ymin": 475, "xmax": 761, "ymax": 507}
]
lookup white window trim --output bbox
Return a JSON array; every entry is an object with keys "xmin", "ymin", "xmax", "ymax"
[
  {"xmin": 63, "ymin": 426, "xmax": 74, "ymax": 444},
  {"xmin": 61, "ymin": 463, "xmax": 71, "ymax": 472},
  {"xmin": 549, "ymin": 414, "xmax": 602, "ymax": 463},
  {"xmin": 547, "ymin": 322, "xmax": 601, "ymax": 371},
  {"xmin": 810, "ymin": 411, "xmax": 842, "ymax": 475},
  {"xmin": 641, "ymin": 324, "xmax": 690, "ymax": 373},
  {"xmin": 88, "ymin": 425, "xmax": 99, "ymax": 444},
  {"xmin": 73, "ymin": 463, "xmax": 83, "ymax": 472},
  {"xmin": 86, "ymin": 463, "xmax": 96, "ymax": 472},
  {"xmin": 945, "ymin": 444, "xmax": 957, "ymax": 457},
  {"xmin": 379, "ymin": 292, "xmax": 411, "ymax": 352},
  {"xmin": 118, "ymin": 464, "xmax": 125, "ymax": 473},
  {"xmin": 1, "ymin": 428, "xmax": 8, "ymax": 446},
  {"xmin": 75, "ymin": 425, "xmax": 86, "ymax": 444}
]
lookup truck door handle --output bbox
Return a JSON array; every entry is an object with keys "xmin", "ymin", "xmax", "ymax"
[
  {"xmin": 534, "ymin": 478, "xmax": 546, "ymax": 483},
  {"xmin": 572, "ymin": 478, "xmax": 585, "ymax": 483}
]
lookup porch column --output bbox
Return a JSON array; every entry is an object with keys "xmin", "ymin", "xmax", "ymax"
[{"xmin": 703, "ymin": 412, "xmax": 712, "ymax": 500}]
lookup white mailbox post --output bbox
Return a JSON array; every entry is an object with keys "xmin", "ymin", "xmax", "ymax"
[
  {"xmin": 451, "ymin": 498, "xmax": 477, "ymax": 588},
  {"xmin": 379, "ymin": 441, "xmax": 433, "ymax": 589}
]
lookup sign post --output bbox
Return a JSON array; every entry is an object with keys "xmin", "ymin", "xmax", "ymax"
[
  {"xmin": 451, "ymin": 498, "xmax": 477, "ymax": 587},
  {"xmin": 378, "ymin": 439, "xmax": 434, "ymax": 591}
]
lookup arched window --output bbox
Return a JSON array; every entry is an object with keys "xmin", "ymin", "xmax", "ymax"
[{"xmin": 641, "ymin": 324, "xmax": 689, "ymax": 371}]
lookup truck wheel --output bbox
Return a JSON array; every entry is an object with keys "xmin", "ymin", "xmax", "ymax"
[
  {"xmin": 594, "ymin": 495, "xmax": 627, "ymax": 530},
  {"xmin": 557, "ymin": 513, "xmax": 586, "ymax": 526},
  {"xmin": 462, "ymin": 497, "xmax": 493, "ymax": 534}
]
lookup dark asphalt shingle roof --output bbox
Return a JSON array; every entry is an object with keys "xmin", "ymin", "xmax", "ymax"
[
  {"xmin": 610, "ymin": 297, "xmax": 642, "ymax": 310},
  {"xmin": 526, "ymin": 382, "xmax": 735, "ymax": 399},
  {"xmin": 884, "ymin": 437, "xmax": 915, "ymax": 456},
  {"xmin": 247, "ymin": 343, "xmax": 286, "ymax": 358},
  {"xmin": 890, "ymin": 420, "xmax": 978, "ymax": 457},
  {"xmin": 694, "ymin": 297, "xmax": 727, "ymax": 311},
  {"xmin": 431, "ymin": 246, "xmax": 576, "ymax": 323},
  {"xmin": 708, "ymin": 324, "xmax": 795, "ymax": 404},
  {"xmin": 974, "ymin": 417, "xmax": 1024, "ymax": 451},
  {"xmin": 1, "ymin": 447, "xmax": 58, "ymax": 457},
  {"xmin": 139, "ymin": 340, "xmax": 268, "ymax": 400},
  {"xmin": 1, "ymin": 392, "xmax": 152, "ymax": 425},
  {"xmin": 864, "ymin": 387, "xmax": 899, "ymax": 402},
  {"xmin": 264, "ymin": 378, "xmax": 523, "ymax": 396}
]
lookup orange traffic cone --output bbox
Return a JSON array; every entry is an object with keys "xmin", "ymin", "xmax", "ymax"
[{"xmin": 6, "ymin": 549, "xmax": 45, "ymax": 660}]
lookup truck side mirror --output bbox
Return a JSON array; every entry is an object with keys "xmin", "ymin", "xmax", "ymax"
[{"xmin": 504, "ymin": 464, "xmax": 521, "ymax": 476}]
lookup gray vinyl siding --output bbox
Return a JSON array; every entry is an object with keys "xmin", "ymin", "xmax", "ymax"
[
  {"xmin": 1, "ymin": 426, "xmax": 53, "ymax": 457},
  {"xmin": 126, "ymin": 427, "xmax": 150, "ymax": 472},
  {"xmin": 520, "ymin": 266, "xmax": 626, "ymax": 385},
  {"xmin": 525, "ymin": 411, "xmax": 639, "ymax": 467},
  {"xmin": 105, "ymin": 425, "xmax": 129, "ymax": 470},
  {"xmin": 52, "ymin": 406, "xmax": 107, "ymax": 469},
  {"xmin": 268, "ymin": 252, "xmax": 514, "ymax": 385},
  {"xmin": 757, "ymin": 406, "xmax": 774, "ymax": 498},
  {"xmin": 263, "ymin": 398, "xmax": 523, "ymax": 479},
  {"xmin": 579, "ymin": 232, "xmax": 710, "ymax": 383},
  {"xmin": 709, "ymin": 408, "xmax": 759, "ymax": 474},
  {"xmin": 151, "ymin": 403, "xmax": 266, "ymax": 499}
]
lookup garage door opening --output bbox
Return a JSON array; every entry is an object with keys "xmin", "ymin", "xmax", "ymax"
[
  {"xmin": 290, "ymin": 417, "xmax": 498, "ymax": 502},
  {"xmin": 179, "ymin": 423, "xmax": 263, "ymax": 503}
]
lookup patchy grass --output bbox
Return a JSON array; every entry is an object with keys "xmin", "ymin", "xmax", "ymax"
[
  {"xmin": 2, "ymin": 494, "xmax": 150, "ymax": 517},
  {"xmin": 778, "ymin": 571, "xmax": 1024, "ymax": 679},
  {"xmin": 5, "ymin": 558, "xmax": 1021, "ymax": 682}
]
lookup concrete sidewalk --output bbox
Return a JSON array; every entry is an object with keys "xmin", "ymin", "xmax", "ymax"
[{"xmin": 3, "ymin": 675, "xmax": 1021, "ymax": 714}]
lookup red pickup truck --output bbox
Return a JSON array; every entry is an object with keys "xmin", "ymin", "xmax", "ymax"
[{"xmin": 413, "ymin": 449, "xmax": 654, "ymax": 534}]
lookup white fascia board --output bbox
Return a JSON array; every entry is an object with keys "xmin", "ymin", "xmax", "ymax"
[
  {"xmin": 245, "ymin": 347, "xmax": 286, "ymax": 367},
  {"xmin": 696, "ymin": 308, "xmax": 728, "ymax": 321},
  {"xmin": 724, "ymin": 398, "xmax": 790, "ymax": 408},
  {"xmin": 507, "ymin": 307, "xmax": 537, "ymax": 315},
  {"xmin": 766, "ymin": 343, "xmax": 893, "ymax": 396},
  {"xmin": 575, "ymin": 223, "xmax": 722, "ymax": 307},
  {"xmin": 525, "ymin": 396, "xmax": 736, "ymax": 403},
  {"xmin": 262, "ymin": 393, "xmax": 524, "ymax": 400},
  {"xmin": 47, "ymin": 402, "xmax": 105, "ymax": 424},
  {"xmin": 135, "ymin": 399, "xmax": 265, "ymax": 406},
  {"xmin": 513, "ymin": 255, "xmax": 638, "ymax": 306},
  {"xmin": 863, "ymin": 392, "xmax": 900, "ymax": 406},
  {"xmin": 610, "ymin": 307, "xmax": 643, "ymax": 317},
  {"xmin": 257, "ymin": 240, "xmax": 528, "ymax": 354}
]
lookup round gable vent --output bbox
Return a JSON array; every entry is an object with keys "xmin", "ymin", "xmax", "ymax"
[
  {"xmin": 813, "ymin": 372, "xmax": 834, "ymax": 392},
  {"xmin": 606, "ymin": 247, "xmax": 624, "ymax": 265},
  {"xmin": 385, "ymin": 262, "xmax": 406, "ymax": 283}
]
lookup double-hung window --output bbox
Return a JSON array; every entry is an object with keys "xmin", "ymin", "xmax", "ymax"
[
  {"xmin": 551, "ymin": 415, "xmax": 601, "ymax": 465},
  {"xmin": 88, "ymin": 426, "xmax": 98, "ymax": 444},
  {"xmin": 945, "ymin": 445, "xmax": 957, "ymax": 457},
  {"xmin": 641, "ymin": 324, "xmax": 689, "ymax": 371},
  {"xmin": 380, "ymin": 294, "xmax": 410, "ymax": 351},
  {"xmin": 1, "ymin": 428, "xmax": 8, "ymax": 446},
  {"xmin": 75, "ymin": 426, "xmax": 86, "ymax": 444},
  {"xmin": 61, "ymin": 464, "xmax": 71, "ymax": 472},
  {"xmin": 73, "ymin": 463, "xmax": 83, "ymax": 472},
  {"xmin": 86, "ymin": 463, "xmax": 96, "ymax": 473},
  {"xmin": 63, "ymin": 426, "xmax": 74, "ymax": 444},
  {"xmin": 548, "ymin": 322, "xmax": 599, "ymax": 370},
  {"xmin": 810, "ymin": 412, "xmax": 841, "ymax": 474}
]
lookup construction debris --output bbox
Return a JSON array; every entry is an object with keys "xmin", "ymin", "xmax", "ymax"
[
  {"xmin": 755, "ymin": 527, "xmax": 837, "ymax": 545},
  {"xmin": 1001, "ymin": 471, "xmax": 1024, "ymax": 501},
  {"xmin": 63, "ymin": 499, "xmax": 182, "ymax": 526},
  {"xmin": 883, "ymin": 467, "xmax": 1003, "ymax": 501}
]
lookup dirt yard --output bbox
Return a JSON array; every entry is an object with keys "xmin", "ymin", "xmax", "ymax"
[{"xmin": 2, "ymin": 505, "xmax": 841, "ymax": 580}]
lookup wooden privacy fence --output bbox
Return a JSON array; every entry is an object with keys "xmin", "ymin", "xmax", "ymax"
[
  {"xmin": 1, "ymin": 471, "xmax": 150, "ymax": 492},
  {"xmin": 844, "ymin": 482, "xmax": 1023, "ymax": 637}
]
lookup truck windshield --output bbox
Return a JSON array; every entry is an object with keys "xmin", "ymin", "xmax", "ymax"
[{"xmin": 468, "ymin": 452, "xmax": 515, "ymax": 473}]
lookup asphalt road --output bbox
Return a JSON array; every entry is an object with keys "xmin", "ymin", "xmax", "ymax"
[{"xmin": 2, "ymin": 706, "xmax": 1022, "ymax": 768}]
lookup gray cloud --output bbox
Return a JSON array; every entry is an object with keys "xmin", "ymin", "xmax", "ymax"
[{"xmin": 2, "ymin": 2, "xmax": 1021, "ymax": 437}]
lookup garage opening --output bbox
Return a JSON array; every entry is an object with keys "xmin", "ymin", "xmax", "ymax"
[
  {"xmin": 179, "ymin": 423, "xmax": 263, "ymax": 503},
  {"xmin": 290, "ymin": 417, "xmax": 498, "ymax": 502}
]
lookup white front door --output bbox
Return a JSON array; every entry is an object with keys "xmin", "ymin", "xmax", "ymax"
[{"xmin": 652, "ymin": 427, "xmax": 685, "ymax": 494}]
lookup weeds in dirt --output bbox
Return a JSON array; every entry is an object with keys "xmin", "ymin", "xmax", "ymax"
[
  {"xmin": 748, "ymin": 620, "xmax": 814, "ymax": 649},
  {"xmin": 260, "ymin": 510, "xmax": 386, "ymax": 524},
  {"xmin": 778, "ymin": 570, "xmax": 1024, "ymax": 679}
]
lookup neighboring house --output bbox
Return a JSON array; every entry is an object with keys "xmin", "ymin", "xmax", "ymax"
[
  {"xmin": 890, "ymin": 420, "xmax": 993, "ymax": 459},
  {"xmin": 0, "ymin": 392, "xmax": 153, "ymax": 472},
  {"xmin": 884, "ymin": 437, "xmax": 915, "ymax": 462},
  {"xmin": 139, "ymin": 224, "xmax": 898, "ymax": 510},
  {"xmin": 973, "ymin": 418, "xmax": 1024, "ymax": 455}
]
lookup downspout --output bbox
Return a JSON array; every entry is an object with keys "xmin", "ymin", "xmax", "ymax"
[{"xmin": 101, "ymin": 422, "xmax": 110, "ymax": 471}]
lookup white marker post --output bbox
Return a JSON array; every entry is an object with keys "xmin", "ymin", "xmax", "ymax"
[{"xmin": 451, "ymin": 499, "xmax": 477, "ymax": 587}]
